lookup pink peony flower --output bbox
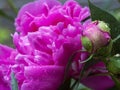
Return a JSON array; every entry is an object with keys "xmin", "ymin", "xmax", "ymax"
[
  {"xmin": 15, "ymin": 0, "xmax": 90, "ymax": 35},
  {"xmin": 1, "ymin": 0, "xmax": 90, "ymax": 90},
  {"xmin": 0, "ymin": 0, "xmax": 114, "ymax": 90},
  {"xmin": 14, "ymin": 0, "xmax": 90, "ymax": 77},
  {"xmin": 15, "ymin": 0, "xmax": 61, "ymax": 35},
  {"xmin": 0, "ymin": 44, "xmax": 65, "ymax": 90},
  {"xmin": 21, "ymin": 66, "xmax": 64, "ymax": 90},
  {"xmin": 0, "ymin": 44, "xmax": 15, "ymax": 90}
]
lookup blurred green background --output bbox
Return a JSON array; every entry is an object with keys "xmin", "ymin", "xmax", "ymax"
[{"xmin": 0, "ymin": 0, "xmax": 120, "ymax": 47}]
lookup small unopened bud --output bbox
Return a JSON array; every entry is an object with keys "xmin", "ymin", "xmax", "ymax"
[
  {"xmin": 82, "ymin": 20, "xmax": 111, "ymax": 53},
  {"xmin": 107, "ymin": 56, "xmax": 120, "ymax": 74}
]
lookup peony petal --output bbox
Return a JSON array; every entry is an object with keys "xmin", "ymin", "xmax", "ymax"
[
  {"xmin": 0, "ymin": 44, "xmax": 14, "ymax": 60},
  {"xmin": 21, "ymin": 66, "xmax": 64, "ymax": 90}
]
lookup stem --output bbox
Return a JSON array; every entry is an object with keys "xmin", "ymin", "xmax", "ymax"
[
  {"xmin": 63, "ymin": 51, "xmax": 77, "ymax": 82},
  {"xmin": 70, "ymin": 55, "xmax": 93, "ymax": 90},
  {"xmin": 63, "ymin": 50, "xmax": 87, "ymax": 90},
  {"xmin": 64, "ymin": 50, "xmax": 86, "ymax": 82},
  {"xmin": 80, "ymin": 54, "xmax": 94, "ymax": 63},
  {"xmin": 113, "ymin": 35, "xmax": 120, "ymax": 43}
]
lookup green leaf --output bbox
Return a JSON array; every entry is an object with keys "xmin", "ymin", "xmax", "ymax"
[
  {"xmin": 112, "ymin": 35, "xmax": 120, "ymax": 54},
  {"xmin": 88, "ymin": 0, "xmax": 120, "ymax": 54},
  {"xmin": 70, "ymin": 79, "xmax": 91, "ymax": 90},
  {"xmin": 11, "ymin": 72, "xmax": 18, "ymax": 90}
]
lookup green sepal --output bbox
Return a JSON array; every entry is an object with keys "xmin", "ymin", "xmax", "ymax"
[
  {"xmin": 95, "ymin": 40, "xmax": 113, "ymax": 57},
  {"xmin": 97, "ymin": 21, "xmax": 110, "ymax": 33},
  {"xmin": 81, "ymin": 36, "xmax": 92, "ymax": 53}
]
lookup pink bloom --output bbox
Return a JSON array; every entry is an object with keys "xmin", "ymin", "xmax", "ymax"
[
  {"xmin": 0, "ymin": 70, "xmax": 10, "ymax": 90},
  {"xmin": 13, "ymin": 0, "xmax": 90, "ymax": 89},
  {"xmin": 0, "ymin": 44, "xmax": 14, "ymax": 60},
  {"xmin": 0, "ymin": 44, "xmax": 64, "ymax": 90},
  {"xmin": 15, "ymin": 0, "xmax": 90, "ymax": 35},
  {"xmin": 0, "ymin": 0, "xmax": 114, "ymax": 90},
  {"xmin": 14, "ymin": 0, "xmax": 90, "ymax": 75},
  {"xmin": 15, "ymin": 0, "xmax": 61, "ymax": 35},
  {"xmin": 0, "ymin": 44, "xmax": 15, "ymax": 90},
  {"xmin": 21, "ymin": 66, "xmax": 64, "ymax": 90},
  {"xmin": 1, "ymin": 0, "xmax": 90, "ymax": 89}
]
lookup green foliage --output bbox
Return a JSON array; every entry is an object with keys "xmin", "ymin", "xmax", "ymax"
[
  {"xmin": 71, "ymin": 79, "xmax": 91, "ymax": 90},
  {"xmin": 88, "ymin": 0, "xmax": 120, "ymax": 54},
  {"xmin": 113, "ymin": 9, "xmax": 120, "ymax": 22}
]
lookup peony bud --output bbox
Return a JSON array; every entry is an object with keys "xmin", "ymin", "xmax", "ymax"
[
  {"xmin": 107, "ymin": 56, "xmax": 120, "ymax": 74},
  {"xmin": 82, "ymin": 20, "xmax": 111, "ymax": 53}
]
